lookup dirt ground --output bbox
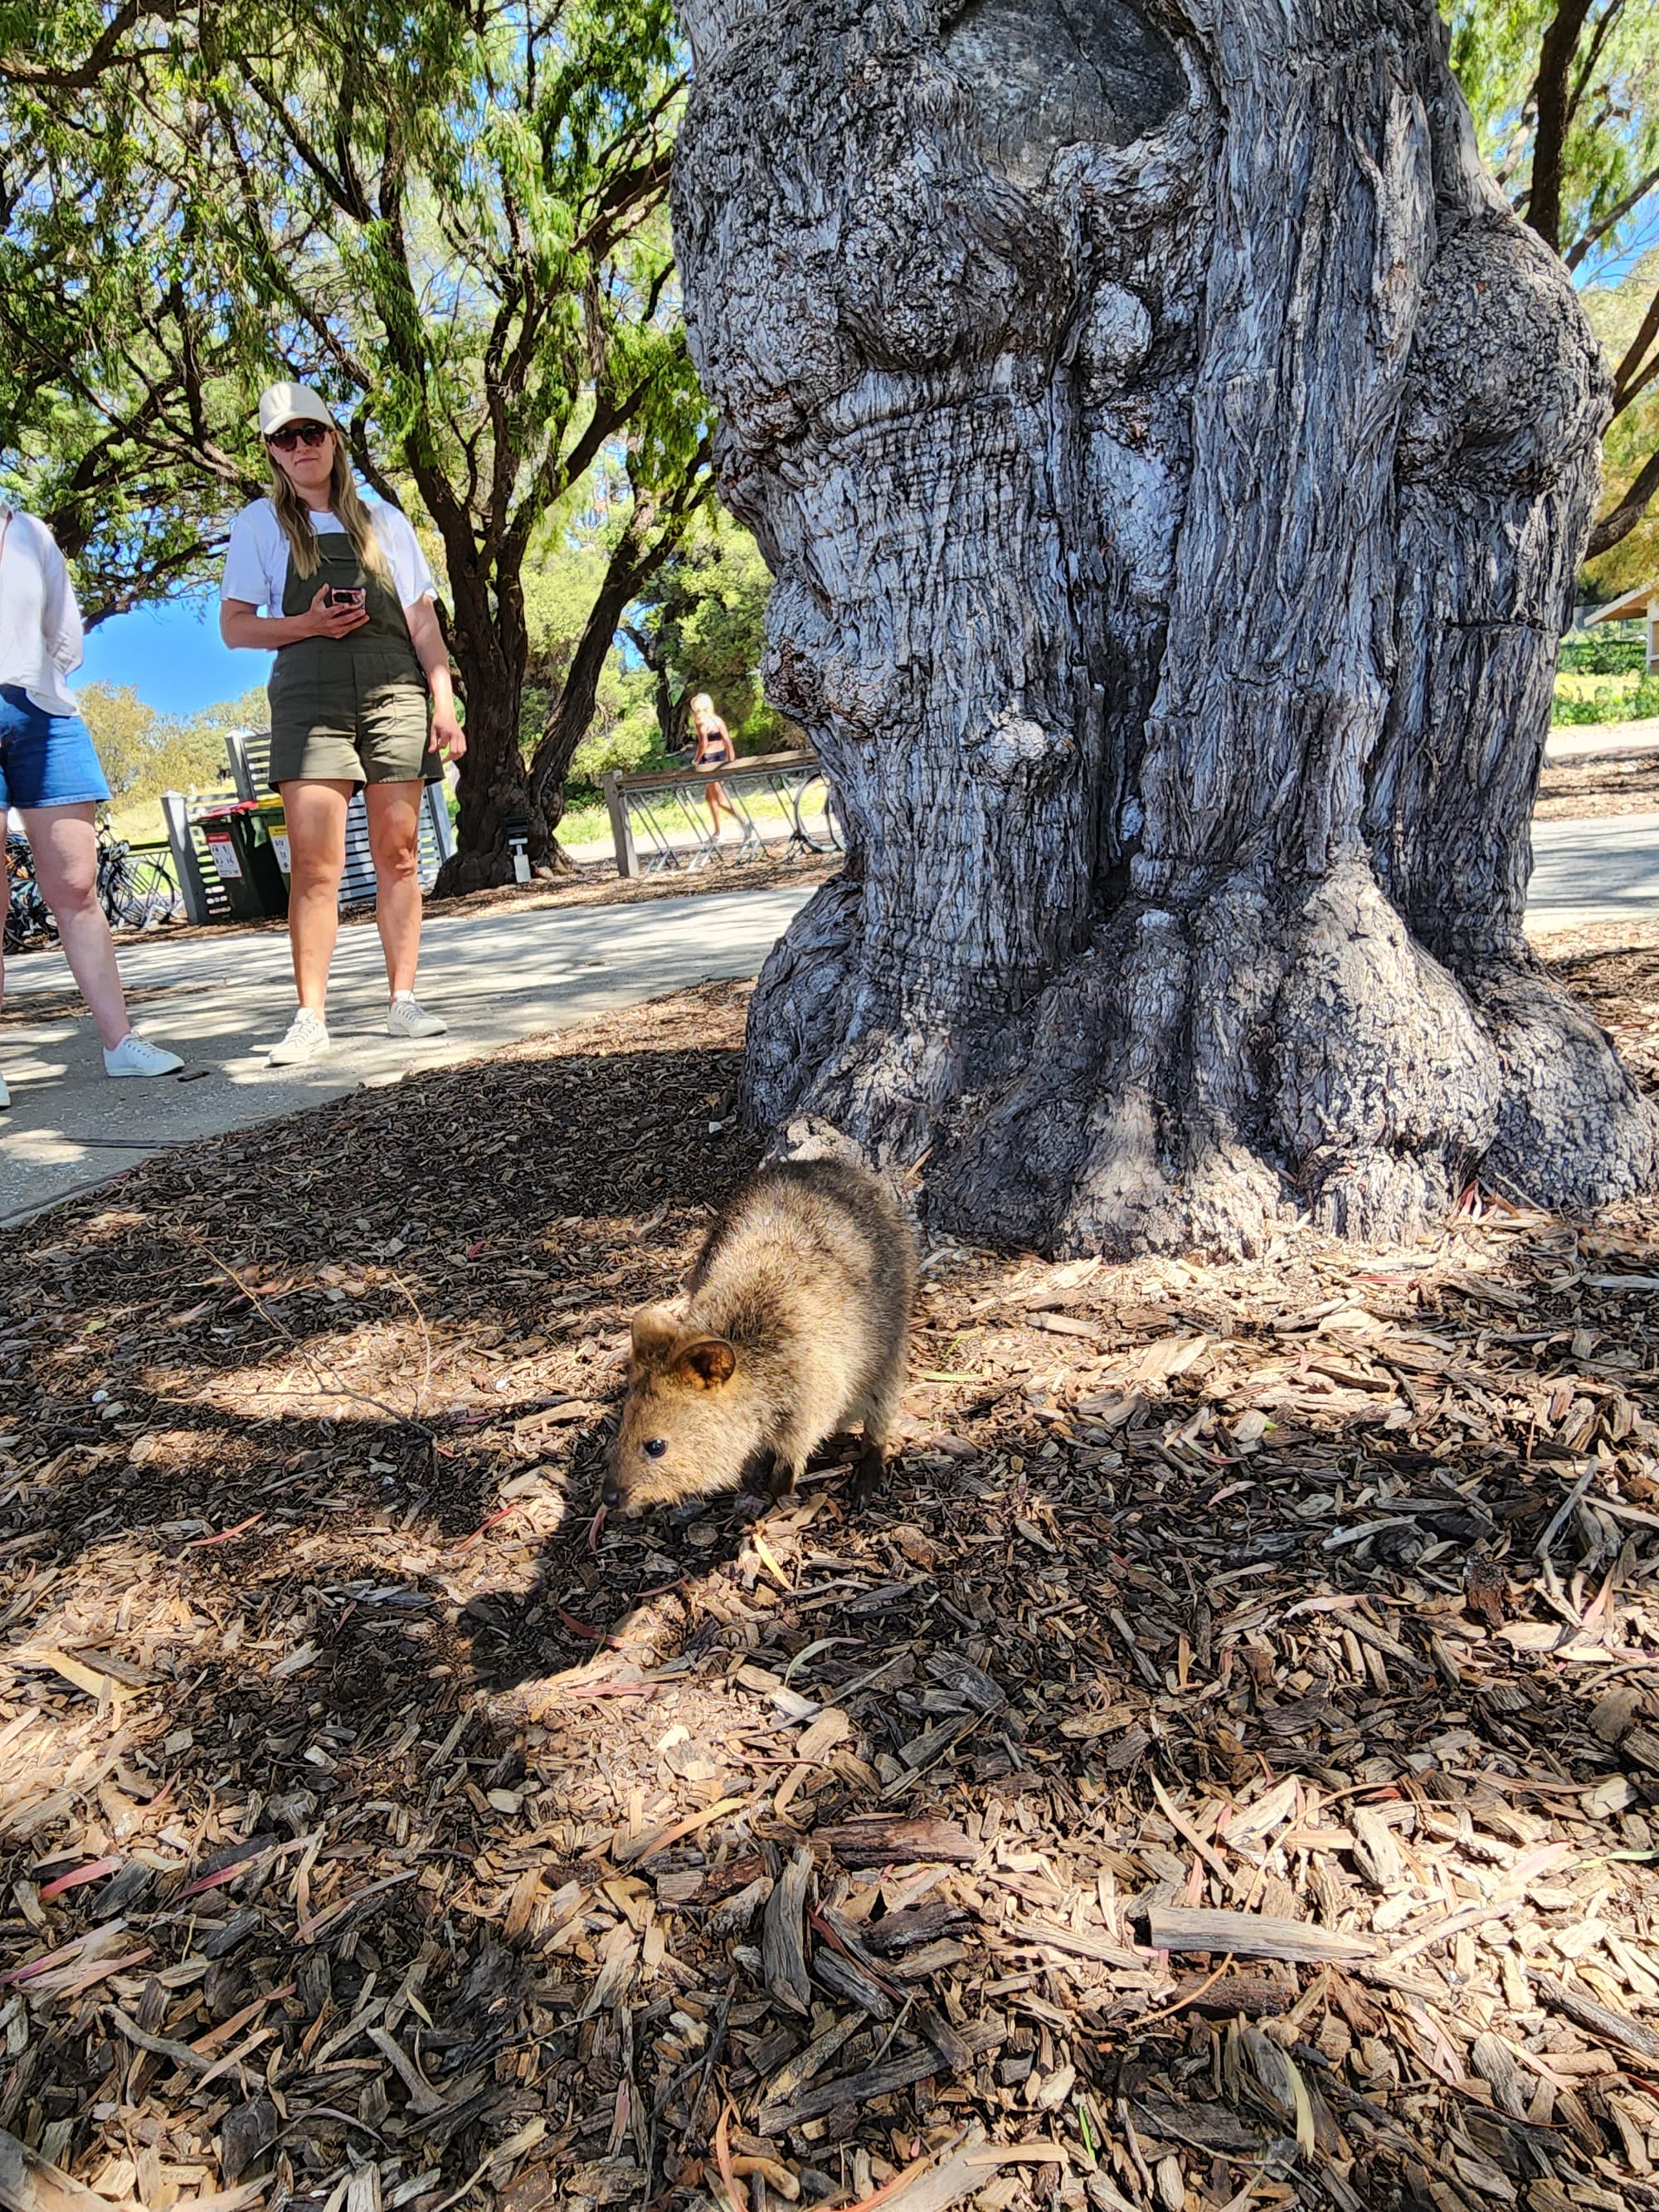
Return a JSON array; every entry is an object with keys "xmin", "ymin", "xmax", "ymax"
[
  {"xmin": 1533, "ymin": 921, "xmax": 1659, "ymax": 1096},
  {"xmin": 2, "ymin": 936, "xmax": 1659, "ymax": 2212}
]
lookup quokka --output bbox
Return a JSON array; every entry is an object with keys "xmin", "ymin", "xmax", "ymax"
[{"xmin": 604, "ymin": 1157, "xmax": 916, "ymax": 1519}]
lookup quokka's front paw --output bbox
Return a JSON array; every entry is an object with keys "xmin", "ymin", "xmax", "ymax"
[
  {"xmin": 737, "ymin": 1446, "xmax": 778, "ymax": 1497},
  {"xmin": 848, "ymin": 1450, "xmax": 887, "ymax": 1510}
]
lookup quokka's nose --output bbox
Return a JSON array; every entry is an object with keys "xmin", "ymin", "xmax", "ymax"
[{"xmin": 601, "ymin": 1475, "xmax": 620, "ymax": 1511}]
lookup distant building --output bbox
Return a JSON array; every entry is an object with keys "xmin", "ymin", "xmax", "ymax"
[{"xmin": 1589, "ymin": 581, "xmax": 1659, "ymax": 671}]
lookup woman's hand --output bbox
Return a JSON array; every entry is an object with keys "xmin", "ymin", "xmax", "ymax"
[
  {"xmin": 431, "ymin": 705, "xmax": 466, "ymax": 761},
  {"xmin": 304, "ymin": 585, "xmax": 369, "ymax": 639},
  {"xmin": 220, "ymin": 593, "xmax": 361, "ymax": 649},
  {"xmin": 405, "ymin": 596, "xmax": 464, "ymax": 757}
]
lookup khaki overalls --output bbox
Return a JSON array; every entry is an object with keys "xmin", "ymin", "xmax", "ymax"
[{"xmin": 266, "ymin": 529, "xmax": 439, "ymax": 790}]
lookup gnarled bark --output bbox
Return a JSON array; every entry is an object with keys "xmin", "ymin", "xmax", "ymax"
[{"xmin": 673, "ymin": 0, "xmax": 1658, "ymax": 1255}]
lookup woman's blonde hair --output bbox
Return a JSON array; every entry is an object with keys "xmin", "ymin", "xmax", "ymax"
[
  {"xmin": 267, "ymin": 425, "xmax": 392, "ymax": 586},
  {"xmin": 689, "ymin": 693, "xmax": 717, "ymax": 719}
]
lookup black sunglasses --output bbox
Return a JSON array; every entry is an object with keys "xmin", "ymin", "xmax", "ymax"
[{"xmin": 267, "ymin": 422, "xmax": 332, "ymax": 451}]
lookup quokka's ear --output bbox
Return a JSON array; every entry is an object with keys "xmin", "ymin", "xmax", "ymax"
[
  {"xmin": 674, "ymin": 1336, "xmax": 737, "ymax": 1389},
  {"xmin": 630, "ymin": 1304, "xmax": 682, "ymax": 1363}
]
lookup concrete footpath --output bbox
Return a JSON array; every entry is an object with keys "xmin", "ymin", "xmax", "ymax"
[
  {"xmin": 1527, "ymin": 809, "xmax": 1659, "ymax": 934},
  {"xmin": 0, "ymin": 887, "xmax": 811, "ymax": 1224}
]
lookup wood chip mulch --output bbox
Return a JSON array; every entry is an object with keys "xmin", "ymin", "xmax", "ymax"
[
  {"xmin": 1534, "ymin": 921, "xmax": 1659, "ymax": 1100},
  {"xmin": 1534, "ymin": 756, "xmax": 1659, "ymax": 822},
  {"xmin": 2, "ymin": 950, "xmax": 1659, "ymax": 2212}
]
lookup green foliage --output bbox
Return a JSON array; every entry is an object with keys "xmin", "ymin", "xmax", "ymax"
[
  {"xmin": 523, "ymin": 537, "xmax": 618, "ymax": 707},
  {"xmin": 1581, "ymin": 246, "xmax": 1659, "ymax": 598},
  {"xmin": 1444, "ymin": 1, "xmax": 1659, "ymax": 265},
  {"xmin": 567, "ymin": 664, "xmax": 660, "ymax": 787},
  {"xmin": 512, "ymin": 502, "xmax": 786, "ymax": 809},
  {"xmin": 671, "ymin": 527, "xmax": 780, "ymax": 745},
  {"xmin": 0, "ymin": 7, "xmax": 260, "ymax": 604},
  {"xmin": 76, "ymin": 685, "xmax": 163, "ymax": 799},
  {"xmin": 0, "ymin": 0, "xmax": 710, "ymax": 869},
  {"xmin": 1551, "ymin": 670, "xmax": 1659, "ymax": 722},
  {"xmin": 1445, "ymin": 4, "xmax": 1659, "ymax": 568},
  {"xmin": 629, "ymin": 518, "xmax": 790, "ymax": 756},
  {"xmin": 77, "ymin": 682, "xmax": 267, "ymax": 797},
  {"xmin": 1559, "ymin": 634, "xmax": 1647, "ymax": 672}
]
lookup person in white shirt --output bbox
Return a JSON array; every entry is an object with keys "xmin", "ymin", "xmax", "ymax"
[
  {"xmin": 219, "ymin": 382, "xmax": 465, "ymax": 1066},
  {"xmin": 0, "ymin": 504, "xmax": 184, "ymax": 1106}
]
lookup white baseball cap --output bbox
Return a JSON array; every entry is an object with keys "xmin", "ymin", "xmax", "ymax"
[{"xmin": 257, "ymin": 381, "xmax": 336, "ymax": 437}]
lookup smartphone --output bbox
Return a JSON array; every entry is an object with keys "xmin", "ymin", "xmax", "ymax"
[{"xmin": 326, "ymin": 586, "xmax": 367, "ymax": 610}]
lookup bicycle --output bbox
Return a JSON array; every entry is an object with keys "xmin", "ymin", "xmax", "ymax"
[
  {"xmin": 790, "ymin": 770, "xmax": 846, "ymax": 855},
  {"xmin": 4, "ymin": 834, "xmax": 58, "ymax": 955},
  {"xmin": 96, "ymin": 824, "xmax": 182, "ymax": 929}
]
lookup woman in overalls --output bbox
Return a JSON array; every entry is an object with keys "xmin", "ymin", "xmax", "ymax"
[{"xmin": 219, "ymin": 382, "xmax": 465, "ymax": 1066}]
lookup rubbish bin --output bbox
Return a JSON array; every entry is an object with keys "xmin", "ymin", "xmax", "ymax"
[
  {"xmin": 197, "ymin": 800, "xmax": 289, "ymax": 922},
  {"xmin": 256, "ymin": 795, "xmax": 292, "ymax": 881}
]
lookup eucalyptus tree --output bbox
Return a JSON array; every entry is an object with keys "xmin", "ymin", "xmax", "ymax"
[
  {"xmin": 0, "ymin": 0, "xmax": 706, "ymax": 881},
  {"xmin": 0, "ymin": 2, "xmax": 256, "ymax": 612},
  {"xmin": 674, "ymin": 0, "xmax": 1657, "ymax": 1258},
  {"xmin": 1447, "ymin": 0, "xmax": 1659, "ymax": 561}
]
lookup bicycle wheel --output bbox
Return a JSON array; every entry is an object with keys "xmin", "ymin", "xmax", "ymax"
[
  {"xmin": 7, "ymin": 841, "xmax": 57, "ymax": 950},
  {"xmin": 791, "ymin": 773, "xmax": 845, "ymax": 854},
  {"xmin": 132, "ymin": 853, "xmax": 182, "ymax": 924},
  {"xmin": 7, "ymin": 883, "xmax": 56, "ymax": 951},
  {"xmin": 100, "ymin": 849, "xmax": 149, "ymax": 929}
]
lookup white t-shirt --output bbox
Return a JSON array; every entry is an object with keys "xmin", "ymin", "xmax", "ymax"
[
  {"xmin": 0, "ymin": 507, "xmax": 83, "ymax": 716},
  {"xmin": 220, "ymin": 498, "xmax": 436, "ymax": 617}
]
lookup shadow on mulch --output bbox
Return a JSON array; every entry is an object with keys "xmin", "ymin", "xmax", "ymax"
[{"xmin": 3, "ymin": 970, "xmax": 1659, "ymax": 2212}]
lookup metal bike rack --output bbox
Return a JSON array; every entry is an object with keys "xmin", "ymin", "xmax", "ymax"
[{"xmin": 599, "ymin": 748, "xmax": 843, "ymax": 878}]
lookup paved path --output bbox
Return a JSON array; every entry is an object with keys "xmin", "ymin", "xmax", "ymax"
[
  {"xmin": 2, "ymin": 809, "xmax": 1654, "ymax": 1227},
  {"xmin": 0, "ymin": 887, "xmax": 811, "ymax": 1225},
  {"xmin": 1527, "ymin": 809, "xmax": 1659, "ymax": 934}
]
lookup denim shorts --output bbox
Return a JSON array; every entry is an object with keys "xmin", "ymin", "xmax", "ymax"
[{"xmin": 0, "ymin": 685, "xmax": 112, "ymax": 811}]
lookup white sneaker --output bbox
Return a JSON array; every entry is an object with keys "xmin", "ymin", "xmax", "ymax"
[
  {"xmin": 267, "ymin": 1009, "xmax": 331, "ymax": 1066},
  {"xmin": 386, "ymin": 994, "xmax": 446, "ymax": 1040},
  {"xmin": 104, "ymin": 1033, "xmax": 184, "ymax": 1078},
  {"xmin": 0, "ymin": 1069, "xmax": 9, "ymax": 1110}
]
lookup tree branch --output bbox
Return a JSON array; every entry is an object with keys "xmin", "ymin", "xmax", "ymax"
[
  {"xmin": 1524, "ymin": 0, "xmax": 1598, "ymax": 255},
  {"xmin": 0, "ymin": 0, "xmax": 180, "ymax": 90},
  {"xmin": 1565, "ymin": 0, "xmax": 1623, "ymax": 132},
  {"xmin": 1587, "ymin": 445, "xmax": 1659, "ymax": 559},
  {"xmin": 1564, "ymin": 162, "xmax": 1659, "ymax": 271},
  {"xmin": 1613, "ymin": 281, "xmax": 1659, "ymax": 414},
  {"xmin": 527, "ymin": 441, "xmax": 714, "ymax": 819},
  {"xmin": 240, "ymin": 66, "xmax": 367, "ymax": 221}
]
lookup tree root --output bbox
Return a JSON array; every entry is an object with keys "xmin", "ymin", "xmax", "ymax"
[{"xmin": 748, "ymin": 862, "xmax": 1653, "ymax": 1258}]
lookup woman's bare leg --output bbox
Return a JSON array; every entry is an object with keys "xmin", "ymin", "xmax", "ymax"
[
  {"xmin": 279, "ymin": 780, "xmax": 353, "ymax": 1012},
  {"xmin": 364, "ymin": 780, "xmax": 424, "ymax": 997},
  {"xmin": 22, "ymin": 804, "xmax": 130, "ymax": 1048}
]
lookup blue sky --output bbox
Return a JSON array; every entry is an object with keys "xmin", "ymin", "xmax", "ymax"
[{"xmin": 72, "ymin": 597, "xmax": 272, "ymax": 721}]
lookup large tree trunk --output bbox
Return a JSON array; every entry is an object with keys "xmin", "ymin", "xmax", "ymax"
[
  {"xmin": 435, "ymin": 573, "xmax": 530, "ymax": 896},
  {"xmin": 671, "ymin": 0, "xmax": 1658, "ymax": 1256}
]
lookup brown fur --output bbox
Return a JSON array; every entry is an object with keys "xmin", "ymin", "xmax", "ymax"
[{"xmin": 605, "ymin": 1159, "xmax": 916, "ymax": 1518}]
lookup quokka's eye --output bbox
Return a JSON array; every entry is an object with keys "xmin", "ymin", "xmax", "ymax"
[{"xmin": 644, "ymin": 1438, "xmax": 669, "ymax": 1460}]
